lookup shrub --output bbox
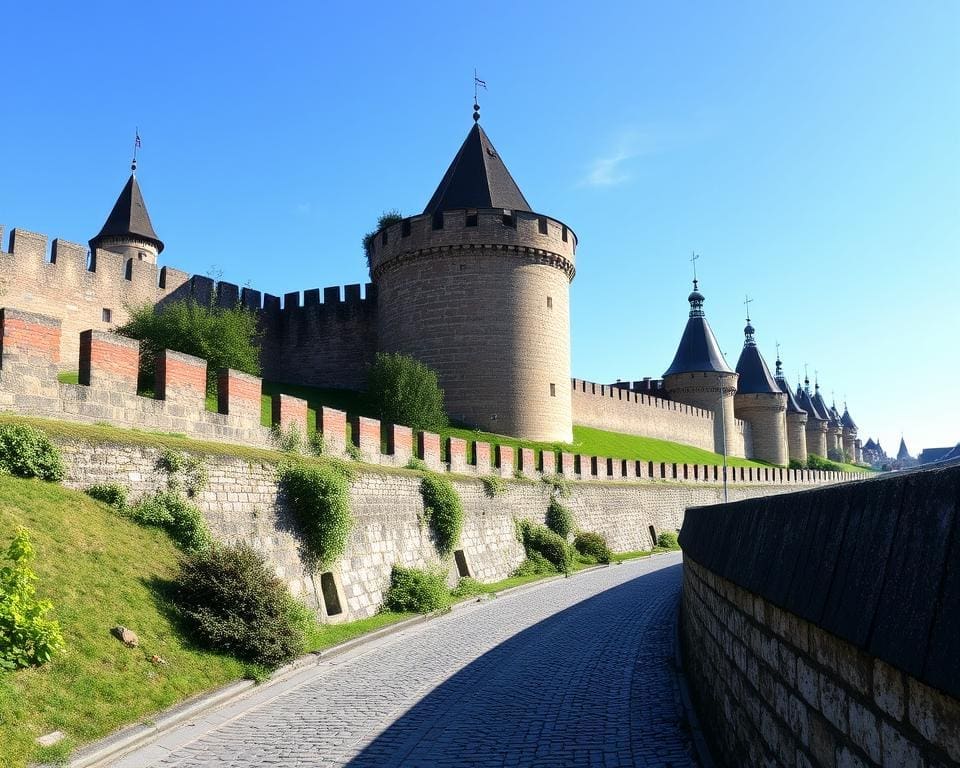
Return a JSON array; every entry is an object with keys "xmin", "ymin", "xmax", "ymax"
[
  {"xmin": 573, "ymin": 531, "xmax": 612, "ymax": 564},
  {"xmin": 345, "ymin": 442, "xmax": 363, "ymax": 462},
  {"xmin": 512, "ymin": 552, "xmax": 556, "ymax": 577},
  {"xmin": 827, "ymin": 447, "xmax": 844, "ymax": 462},
  {"xmin": 481, "ymin": 475, "xmax": 506, "ymax": 498},
  {"xmin": 367, "ymin": 353, "xmax": 447, "ymax": 433},
  {"xmin": 362, "ymin": 210, "xmax": 403, "ymax": 275},
  {"xmin": 518, "ymin": 520, "xmax": 573, "ymax": 573},
  {"xmin": 0, "ymin": 528, "xmax": 65, "ymax": 671},
  {"xmin": 174, "ymin": 543, "xmax": 307, "ymax": 668},
  {"xmin": 788, "ymin": 458, "xmax": 805, "ymax": 470},
  {"xmin": 657, "ymin": 531, "xmax": 680, "ymax": 550},
  {"xmin": 157, "ymin": 450, "xmax": 207, "ymax": 497},
  {"xmin": 116, "ymin": 299, "xmax": 261, "ymax": 393},
  {"xmin": 85, "ymin": 483, "xmax": 127, "ymax": 510},
  {"xmin": 129, "ymin": 491, "xmax": 211, "ymax": 552},
  {"xmin": 541, "ymin": 473, "xmax": 570, "ymax": 498},
  {"xmin": 545, "ymin": 497, "xmax": 574, "ymax": 540},
  {"xmin": 279, "ymin": 463, "xmax": 353, "ymax": 568},
  {"xmin": 405, "ymin": 457, "xmax": 428, "ymax": 471},
  {"xmin": 271, "ymin": 424, "xmax": 304, "ymax": 453},
  {"xmin": 450, "ymin": 577, "xmax": 486, "ymax": 599},
  {"xmin": 807, "ymin": 454, "xmax": 843, "ymax": 472},
  {"xmin": 0, "ymin": 424, "xmax": 64, "ymax": 481},
  {"xmin": 420, "ymin": 475, "xmax": 463, "ymax": 556},
  {"xmin": 383, "ymin": 565, "xmax": 450, "ymax": 613},
  {"xmin": 308, "ymin": 431, "xmax": 326, "ymax": 456}
]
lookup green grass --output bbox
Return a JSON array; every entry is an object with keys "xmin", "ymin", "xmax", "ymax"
[
  {"xmin": 0, "ymin": 475, "xmax": 248, "ymax": 768},
  {"xmin": 303, "ymin": 611, "xmax": 415, "ymax": 652}
]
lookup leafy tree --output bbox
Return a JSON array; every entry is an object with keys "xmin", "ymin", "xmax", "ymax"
[
  {"xmin": 367, "ymin": 352, "xmax": 447, "ymax": 432},
  {"xmin": 363, "ymin": 210, "xmax": 403, "ymax": 275},
  {"xmin": 117, "ymin": 300, "xmax": 261, "ymax": 393}
]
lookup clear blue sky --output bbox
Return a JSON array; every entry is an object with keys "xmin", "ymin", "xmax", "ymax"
[{"xmin": 2, "ymin": 1, "xmax": 957, "ymax": 454}]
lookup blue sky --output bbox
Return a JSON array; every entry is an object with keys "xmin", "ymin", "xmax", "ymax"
[{"xmin": 2, "ymin": 1, "xmax": 957, "ymax": 454}]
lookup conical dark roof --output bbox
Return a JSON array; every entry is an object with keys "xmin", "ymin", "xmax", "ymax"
[
  {"xmin": 897, "ymin": 438, "xmax": 911, "ymax": 461},
  {"xmin": 774, "ymin": 359, "xmax": 804, "ymax": 414},
  {"xmin": 811, "ymin": 388, "xmax": 833, "ymax": 422},
  {"xmin": 841, "ymin": 407, "xmax": 858, "ymax": 430},
  {"xmin": 663, "ymin": 282, "xmax": 733, "ymax": 376},
  {"xmin": 90, "ymin": 174, "xmax": 164, "ymax": 253},
  {"xmin": 735, "ymin": 320, "xmax": 781, "ymax": 394},
  {"xmin": 424, "ymin": 123, "xmax": 532, "ymax": 214},
  {"xmin": 796, "ymin": 382, "xmax": 825, "ymax": 422},
  {"xmin": 864, "ymin": 438, "xmax": 877, "ymax": 450}
]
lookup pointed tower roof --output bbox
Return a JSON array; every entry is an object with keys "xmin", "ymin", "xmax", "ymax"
[
  {"xmin": 90, "ymin": 174, "xmax": 164, "ymax": 254},
  {"xmin": 897, "ymin": 437, "xmax": 911, "ymax": 461},
  {"xmin": 424, "ymin": 122, "xmax": 532, "ymax": 215},
  {"xmin": 811, "ymin": 384, "xmax": 833, "ymax": 422},
  {"xmin": 863, "ymin": 438, "xmax": 877, "ymax": 450},
  {"xmin": 663, "ymin": 281, "xmax": 733, "ymax": 376},
  {"xmin": 775, "ymin": 357, "xmax": 804, "ymax": 415},
  {"xmin": 841, "ymin": 406, "xmax": 858, "ymax": 431},
  {"xmin": 734, "ymin": 316, "xmax": 781, "ymax": 394},
  {"xmin": 796, "ymin": 379, "xmax": 825, "ymax": 422}
]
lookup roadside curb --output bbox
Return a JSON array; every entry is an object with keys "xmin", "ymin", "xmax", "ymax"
[{"xmin": 67, "ymin": 554, "xmax": 672, "ymax": 767}]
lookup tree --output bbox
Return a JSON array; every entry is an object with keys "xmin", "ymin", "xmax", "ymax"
[
  {"xmin": 362, "ymin": 210, "xmax": 403, "ymax": 276},
  {"xmin": 117, "ymin": 300, "xmax": 261, "ymax": 393},
  {"xmin": 367, "ymin": 352, "xmax": 447, "ymax": 432}
]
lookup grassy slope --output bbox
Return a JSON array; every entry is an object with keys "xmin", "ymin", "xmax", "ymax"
[{"xmin": 0, "ymin": 476, "xmax": 247, "ymax": 767}]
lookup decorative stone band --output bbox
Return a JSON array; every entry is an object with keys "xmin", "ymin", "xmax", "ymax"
[{"xmin": 370, "ymin": 243, "xmax": 576, "ymax": 282}]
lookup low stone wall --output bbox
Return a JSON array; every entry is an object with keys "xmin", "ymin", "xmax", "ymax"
[
  {"xmin": 57, "ymin": 437, "xmax": 836, "ymax": 624},
  {"xmin": 679, "ymin": 465, "xmax": 960, "ymax": 766}
]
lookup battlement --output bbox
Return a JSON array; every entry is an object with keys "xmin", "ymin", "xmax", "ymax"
[
  {"xmin": 571, "ymin": 378, "xmax": 714, "ymax": 420},
  {"xmin": 368, "ymin": 209, "xmax": 577, "ymax": 280}
]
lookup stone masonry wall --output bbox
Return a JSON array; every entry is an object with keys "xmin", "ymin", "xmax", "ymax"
[{"xmin": 679, "ymin": 465, "xmax": 960, "ymax": 766}]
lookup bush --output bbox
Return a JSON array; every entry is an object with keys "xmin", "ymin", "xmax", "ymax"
[
  {"xmin": 450, "ymin": 577, "xmax": 486, "ymax": 599},
  {"xmin": 271, "ymin": 424, "xmax": 304, "ymax": 454},
  {"xmin": 657, "ymin": 531, "xmax": 680, "ymax": 550},
  {"xmin": 117, "ymin": 299, "xmax": 261, "ymax": 393},
  {"xmin": 518, "ymin": 520, "xmax": 573, "ymax": 573},
  {"xmin": 541, "ymin": 473, "xmax": 570, "ymax": 498},
  {"xmin": 383, "ymin": 565, "xmax": 450, "ymax": 613},
  {"xmin": 545, "ymin": 497, "xmax": 574, "ymax": 540},
  {"xmin": 85, "ymin": 483, "xmax": 127, "ymax": 510},
  {"xmin": 481, "ymin": 475, "xmax": 506, "ymax": 498},
  {"xmin": 420, "ymin": 474, "xmax": 463, "ymax": 556},
  {"xmin": 156, "ymin": 450, "xmax": 207, "ymax": 497},
  {"xmin": 362, "ymin": 210, "xmax": 403, "ymax": 275},
  {"xmin": 129, "ymin": 491, "xmax": 212, "ymax": 552},
  {"xmin": 807, "ymin": 454, "xmax": 843, "ymax": 472},
  {"xmin": 0, "ymin": 424, "xmax": 64, "ymax": 482},
  {"xmin": 788, "ymin": 458, "xmax": 805, "ymax": 470},
  {"xmin": 405, "ymin": 457, "xmax": 428, "ymax": 471},
  {"xmin": 573, "ymin": 532, "xmax": 612, "ymax": 564},
  {"xmin": 367, "ymin": 353, "xmax": 447, "ymax": 433},
  {"xmin": 279, "ymin": 463, "xmax": 353, "ymax": 568},
  {"xmin": 0, "ymin": 528, "xmax": 65, "ymax": 671},
  {"xmin": 512, "ymin": 552, "xmax": 557, "ymax": 577},
  {"xmin": 174, "ymin": 543, "xmax": 307, "ymax": 668}
]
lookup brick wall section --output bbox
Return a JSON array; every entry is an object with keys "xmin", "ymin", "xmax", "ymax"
[
  {"xmin": 271, "ymin": 394, "xmax": 308, "ymax": 434},
  {"xmin": 517, "ymin": 447, "xmax": 535, "ymax": 478},
  {"xmin": 351, "ymin": 415, "xmax": 381, "ymax": 462},
  {"xmin": 496, "ymin": 445, "xmax": 515, "ymax": 478},
  {"xmin": 472, "ymin": 441, "xmax": 491, "ymax": 472},
  {"xmin": 0, "ymin": 307, "xmax": 61, "ymax": 366},
  {"xmin": 448, "ymin": 437, "xmax": 467, "ymax": 472},
  {"xmin": 558, "ymin": 452, "xmax": 575, "ymax": 475},
  {"xmin": 217, "ymin": 369, "xmax": 262, "ymax": 419},
  {"xmin": 318, "ymin": 406, "xmax": 346, "ymax": 453},
  {"xmin": 155, "ymin": 349, "xmax": 206, "ymax": 404},
  {"xmin": 663, "ymin": 370, "xmax": 744, "ymax": 457},
  {"xmin": 540, "ymin": 450, "xmax": 556, "ymax": 475},
  {"xmin": 78, "ymin": 330, "xmax": 138, "ymax": 392},
  {"xmin": 385, "ymin": 424, "xmax": 413, "ymax": 464},
  {"xmin": 680, "ymin": 464, "xmax": 960, "ymax": 766},
  {"xmin": 418, "ymin": 431, "xmax": 441, "ymax": 470}
]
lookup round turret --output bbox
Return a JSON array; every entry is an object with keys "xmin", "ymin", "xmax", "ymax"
[
  {"xmin": 733, "ymin": 316, "xmax": 787, "ymax": 465},
  {"xmin": 775, "ymin": 356, "xmax": 808, "ymax": 464}
]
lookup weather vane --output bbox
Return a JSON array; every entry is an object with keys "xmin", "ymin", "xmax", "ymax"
[
  {"xmin": 131, "ymin": 128, "xmax": 141, "ymax": 173},
  {"xmin": 690, "ymin": 252, "xmax": 700, "ymax": 286},
  {"xmin": 473, "ymin": 70, "xmax": 486, "ymax": 122},
  {"xmin": 744, "ymin": 295, "xmax": 753, "ymax": 322}
]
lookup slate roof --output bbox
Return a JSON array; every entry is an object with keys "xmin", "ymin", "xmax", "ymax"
[
  {"xmin": 424, "ymin": 123, "xmax": 532, "ymax": 214},
  {"xmin": 776, "ymin": 372, "xmax": 805, "ymax": 415},
  {"xmin": 864, "ymin": 438, "xmax": 877, "ymax": 450},
  {"xmin": 796, "ymin": 384, "xmax": 825, "ymax": 422},
  {"xmin": 735, "ymin": 321, "xmax": 781, "ymax": 394},
  {"xmin": 811, "ymin": 389, "xmax": 833, "ymax": 422},
  {"xmin": 898, "ymin": 438, "xmax": 912, "ymax": 461},
  {"xmin": 90, "ymin": 174, "xmax": 164, "ymax": 253},
  {"xmin": 663, "ymin": 283, "xmax": 733, "ymax": 376},
  {"xmin": 841, "ymin": 407, "xmax": 858, "ymax": 431}
]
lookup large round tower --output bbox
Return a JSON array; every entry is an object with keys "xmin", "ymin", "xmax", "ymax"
[
  {"xmin": 733, "ymin": 317, "xmax": 787, "ymax": 465},
  {"xmin": 840, "ymin": 404, "xmax": 858, "ymax": 461},
  {"xmin": 368, "ymin": 112, "xmax": 575, "ymax": 442},
  {"xmin": 663, "ymin": 281, "xmax": 741, "ymax": 456},
  {"xmin": 775, "ymin": 356, "xmax": 808, "ymax": 464}
]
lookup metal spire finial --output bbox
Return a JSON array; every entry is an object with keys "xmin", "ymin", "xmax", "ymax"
[
  {"xmin": 690, "ymin": 251, "xmax": 700, "ymax": 290},
  {"xmin": 744, "ymin": 294, "xmax": 753, "ymax": 323},
  {"xmin": 473, "ymin": 70, "xmax": 486, "ymax": 123},
  {"xmin": 131, "ymin": 128, "xmax": 141, "ymax": 174}
]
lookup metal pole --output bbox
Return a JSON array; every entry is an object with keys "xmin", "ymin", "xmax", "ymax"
[{"xmin": 719, "ymin": 381, "xmax": 728, "ymax": 503}]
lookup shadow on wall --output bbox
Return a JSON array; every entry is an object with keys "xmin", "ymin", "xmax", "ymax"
[{"xmin": 344, "ymin": 562, "xmax": 694, "ymax": 767}]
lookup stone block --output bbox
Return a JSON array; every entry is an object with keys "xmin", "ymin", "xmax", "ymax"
[
  {"xmin": 386, "ymin": 423, "xmax": 413, "ymax": 464},
  {"xmin": 907, "ymin": 676, "xmax": 960, "ymax": 762},
  {"xmin": 79, "ymin": 330, "xmax": 139, "ymax": 393},
  {"xmin": 447, "ymin": 437, "xmax": 467, "ymax": 473},
  {"xmin": 848, "ymin": 699, "xmax": 881, "ymax": 763},
  {"xmin": 350, "ymin": 415, "xmax": 381, "ymax": 461},
  {"xmin": 418, "ymin": 431, "xmax": 442, "ymax": 470},
  {"xmin": 216, "ymin": 368, "xmax": 262, "ymax": 421},
  {"xmin": 318, "ymin": 406, "xmax": 347, "ymax": 453},
  {"xmin": 880, "ymin": 720, "xmax": 922, "ymax": 768},
  {"xmin": 272, "ymin": 393, "xmax": 308, "ymax": 435},
  {"xmin": 0, "ymin": 307, "xmax": 61, "ymax": 367},
  {"xmin": 472, "ymin": 441, "xmax": 491, "ymax": 471},
  {"xmin": 540, "ymin": 450, "xmax": 555, "ymax": 475},
  {"xmin": 558, "ymin": 451, "xmax": 575, "ymax": 475},
  {"xmin": 155, "ymin": 349, "xmax": 206, "ymax": 405},
  {"xmin": 495, "ymin": 445, "xmax": 514, "ymax": 478},
  {"xmin": 819, "ymin": 674, "xmax": 849, "ymax": 732},
  {"xmin": 517, "ymin": 447, "xmax": 535, "ymax": 477}
]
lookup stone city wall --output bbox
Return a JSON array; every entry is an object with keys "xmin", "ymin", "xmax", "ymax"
[{"xmin": 679, "ymin": 465, "xmax": 960, "ymax": 767}]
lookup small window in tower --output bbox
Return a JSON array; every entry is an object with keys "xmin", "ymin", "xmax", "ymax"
[
  {"xmin": 538, "ymin": 216, "xmax": 548, "ymax": 235},
  {"xmin": 124, "ymin": 259, "xmax": 133, "ymax": 280},
  {"xmin": 432, "ymin": 211, "xmax": 444, "ymax": 230},
  {"xmin": 561, "ymin": 225, "xmax": 568, "ymax": 242},
  {"xmin": 546, "ymin": 296, "xmax": 553, "ymax": 309},
  {"xmin": 138, "ymin": 251, "xmax": 146, "ymax": 261},
  {"xmin": 502, "ymin": 210, "xmax": 516, "ymax": 228},
  {"xmin": 465, "ymin": 209, "xmax": 479, "ymax": 227},
  {"xmin": 550, "ymin": 383, "xmax": 556, "ymax": 397},
  {"xmin": 102, "ymin": 308, "xmax": 112, "ymax": 323},
  {"xmin": 401, "ymin": 219, "xmax": 411, "ymax": 237}
]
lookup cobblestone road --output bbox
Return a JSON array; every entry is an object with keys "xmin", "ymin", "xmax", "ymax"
[{"xmin": 114, "ymin": 553, "xmax": 695, "ymax": 768}]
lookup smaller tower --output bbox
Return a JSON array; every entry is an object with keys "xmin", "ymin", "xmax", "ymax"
[
  {"xmin": 663, "ymin": 280, "xmax": 740, "ymax": 456},
  {"xmin": 733, "ymin": 314, "xmax": 787, "ymax": 465},
  {"xmin": 90, "ymin": 166, "xmax": 164, "ymax": 265},
  {"xmin": 840, "ymin": 403, "xmax": 858, "ymax": 462},
  {"xmin": 796, "ymin": 376, "xmax": 828, "ymax": 457},
  {"xmin": 812, "ymin": 382, "xmax": 842, "ymax": 457},
  {"xmin": 775, "ymin": 354, "xmax": 807, "ymax": 464}
]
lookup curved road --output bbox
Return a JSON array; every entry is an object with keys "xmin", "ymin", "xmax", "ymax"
[{"xmin": 113, "ymin": 553, "xmax": 696, "ymax": 768}]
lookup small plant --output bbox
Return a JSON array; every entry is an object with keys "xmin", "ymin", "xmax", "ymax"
[
  {"xmin": 405, "ymin": 457, "xmax": 428, "ymax": 471},
  {"xmin": 345, "ymin": 442, "xmax": 363, "ymax": 462},
  {"xmin": 419, "ymin": 475, "xmax": 464, "ymax": 556},
  {"xmin": 362, "ymin": 209, "xmax": 403, "ymax": 274},
  {"xmin": 481, "ymin": 475, "xmax": 506, "ymax": 498},
  {"xmin": 0, "ymin": 424, "xmax": 64, "ymax": 482},
  {"xmin": 309, "ymin": 431, "xmax": 326, "ymax": 456},
  {"xmin": 788, "ymin": 458, "xmax": 805, "ymax": 470},
  {"xmin": 513, "ymin": 552, "xmax": 556, "ymax": 577},
  {"xmin": 271, "ymin": 423, "xmax": 304, "ymax": 454},
  {"xmin": 806, "ymin": 454, "xmax": 844, "ymax": 472},
  {"xmin": 174, "ymin": 543, "xmax": 307, "ymax": 668},
  {"xmin": 545, "ymin": 497, "xmax": 574, "ymax": 540},
  {"xmin": 518, "ymin": 520, "xmax": 573, "ymax": 574},
  {"xmin": 657, "ymin": 531, "xmax": 680, "ymax": 550},
  {"xmin": 541, "ymin": 473, "xmax": 570, "ymax": 498},
  {"xmin": 0, "ymin": 528, "xmax": 65, "ymax": 671},
  {"xmin": 157, "ymin": 449, "xmax": 207, "ymax": 497},
  {"xmin": 367, "ymin": 352, "xmax": 447, "ymax": 433},
  {"xmin": 383, "ymin": 565, "xmax": 450, "ymax": 613},
  {"xmin": 573, "ymin": 532, "xmax": 612, "ymax": 564},
  {"xmin": 279, "ymin": 463, "xmax": 353, "ymax": 568},
  {"xmin": 85, "ymin": 483, "xmax": 128, "ymax": 511},
  {"xmin": 129, "ymin": 491, "xmax": 212, "ymax": 552},
  {"xmin": 450, "ymin": 577, "xmax": 486, "ymax": 599}
]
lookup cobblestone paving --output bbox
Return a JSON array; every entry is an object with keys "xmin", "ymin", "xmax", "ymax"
[{"xmin": 117, "ymin": 553, "xmax": 695, "ymax": 767}]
